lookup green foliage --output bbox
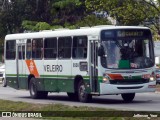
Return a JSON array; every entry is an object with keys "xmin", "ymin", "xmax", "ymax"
[
  {"xmin": 53, "ymin": 0, "xmax": 82, "ymax": 9},
  {"xmin": 22, "ymin": 21, "xmax": 52, "ymax": 31},
  {"xmin": 76, "ymin": 15, "xmax": 111, "ymax": 27},
  {"xmin": 86, "ymin": 0, "xmax": 145, "ymax": 25},
  {"xmin": 0, "ymin": 0, "xmax": 160, "ymax": 42},
  {"xmin": 22, "ymin": 20, "xmax": 37, "ymax": 31},
  {"xmin": 150, "ymin": 25, "xmax": 160, "ymax": 41},
  {"xmin": 51, "ymin": 25, "xmax": 63, "ymax": 30},
  {"xmin": 34, "ymin": 22, "xmax": 51, "ymax": 31},
  {"xmin": 85, "ymin": 0, "xmax": 160, "ymax": 38},
  {"xmin": 51, "ymin": 0, "xmax": 86, "ymax": 26}
]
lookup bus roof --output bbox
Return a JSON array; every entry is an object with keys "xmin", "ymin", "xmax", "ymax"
[{"xmin": 5, "ymin": 26, "xmax": 150, "ymax": 40}]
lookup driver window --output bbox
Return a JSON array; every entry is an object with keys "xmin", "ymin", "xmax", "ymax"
[{"xmin": 106, "ymin": 41, "xmax": 117, "ymax": 67}]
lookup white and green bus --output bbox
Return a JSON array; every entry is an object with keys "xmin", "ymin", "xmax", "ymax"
[{"xmin": 4, "ymin": 26, "xmax": 156, "ymax": 102}]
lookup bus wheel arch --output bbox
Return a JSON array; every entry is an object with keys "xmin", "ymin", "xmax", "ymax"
[
  {"xmin": 28, "ymin": 76, "xmax": 48, "ymax": 99},
  {"xmin": 29, "ymin": 77, "xmax": 37, "ymax": 99},
  {"xmin": 67, "ymin": 75, "xmax": 82, "ymax": 101},
  {"xmin": 74, "ymin": 75, "xmax": 83, "ymax": 92},
  {"xmin": 74, "ymin": 75, "xmax": 92, "ymax": 103},
  {"xmin": 27, "ymin": 74, "xmax": 35, "ymax": 89}
]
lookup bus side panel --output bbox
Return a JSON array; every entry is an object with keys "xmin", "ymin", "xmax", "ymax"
[
  {"xmin": 5, "ymin": 60, "xmax": 18, "ymax": 89},
  {"xmin": 35, "ymin": 78, "xmax": 45, "ymax": 91},
  {"xmin": 57, "ymin": 79, "xmax": 74, "ymax": 92},
  {"xmin": 33, "ymin": 60, "xmax": 45, "ymax": 91},
  {"xmin": 72, "ymin": 59, "xmax": 90, "ymax": 93},
  {"xmin": 18, "ymin": 76, "xmax": 28, "ymax": 89},
  {"xmin": 43, "ymin": 60, "xmax": 58, "ymax": 92},
  {"xmin": 18, "ymin": 56, "xmax": 28, "ymax": 89},
  {"xmin": 57, "ymin": 60, "xmax": 74, "ymax": 92}
]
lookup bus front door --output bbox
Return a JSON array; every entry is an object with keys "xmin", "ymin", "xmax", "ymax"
[
  {"xmin": 16, "ymin": 44, "xmax": 26, "ymax": 89},
  {"xmin": 90, "ymin": 40, "xmax": 98, "ymax": 93}
]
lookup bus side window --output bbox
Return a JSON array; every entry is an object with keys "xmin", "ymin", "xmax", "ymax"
[
  {"xmin": 72, "ymin": 36, "xmax": 87, "ymax": 59},
  {"xmin": 26, "ymin": 39, "xmax": 31, "ymax": 59},
  {"xmin": 58, "ymin": 37, "xmax": 72, "ymax": 59},
  {"xmin": 32, "ymin": 39, "xmax": 43, "ymax": 59},
  {"xmin": 44, "ymin": 38, "xmax": 57, "ymax": 59}
]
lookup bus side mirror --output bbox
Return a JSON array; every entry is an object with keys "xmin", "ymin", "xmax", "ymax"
[{"xmin": 98, "ymin": 46, "xmax": 105, "ymax": 56}]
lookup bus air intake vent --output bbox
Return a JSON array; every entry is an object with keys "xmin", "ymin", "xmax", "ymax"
[{"xmin": 117, "ymin": 86, "xmax": 143, "ymax": 89}]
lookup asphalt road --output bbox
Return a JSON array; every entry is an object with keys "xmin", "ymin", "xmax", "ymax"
[{"xmin": 0, "ymin": 85, "xmax": 160, "ymax": 111}]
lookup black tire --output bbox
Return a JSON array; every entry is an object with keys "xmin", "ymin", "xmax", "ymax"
[
  {"xmin": 121, "ymin": 93, "xmax": 135, "ymax": 103},
  {"xmin": 67, "ymin": 92, "xmax": 78, "ymax": 101},
  {"xmin": 2, "ymin": 78, "xmax": 7, "ymax": 87},
  {"xmin": 29, "ymin": 77, "xmax": 48, "ymax": 99},
  {"xmin": 78, "ymin": 80, "xmax": 92, "ymax": 103},
  {"xmin": 39, "ymin": 91, "xmax": 48, "ymax": 98}
]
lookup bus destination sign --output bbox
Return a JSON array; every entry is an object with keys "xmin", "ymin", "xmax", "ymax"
[{"xmin": 117, "ymin": 31, "xmax": 143, "ymax": 37}]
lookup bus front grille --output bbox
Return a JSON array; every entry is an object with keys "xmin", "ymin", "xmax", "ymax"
[{"xmin": 109, "ymin": 79, "xmax": 149, "ymax": 85}]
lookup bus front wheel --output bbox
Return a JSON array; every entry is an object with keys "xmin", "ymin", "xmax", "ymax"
[
  {"xmin": 78, "ymin": 80, "xmax": 92, "ymax": 103},
  {"xmin": 121, "ymin": 93, "xmax": 135, "ymax": 102},
  {"xmin": 2, "ymin": 78, "xmax": 7, "ymax": 87},
  {"xmin": 29, "ymin": 78, "xmax": 48, "ymax": 99}
]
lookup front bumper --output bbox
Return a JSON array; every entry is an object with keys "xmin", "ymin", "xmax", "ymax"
[{"xmin": 100, "ymin": 81, "xmax": 156, "ymax": 95}]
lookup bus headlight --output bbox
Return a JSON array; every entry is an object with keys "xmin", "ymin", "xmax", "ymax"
[
  {"xmin": 149, "ymin": 77, "xmax": 155, "ymax": 81},
  {"xmin": 103, "ymin": 74, "xmax": 110, "ymax": 84},
  {"xmin": 142, "ymin": 72, "xmax": 156, "ymax": 82},
  {"xmin": 149, "ymin": 72, "xmax": 156, "ymax": 82}
]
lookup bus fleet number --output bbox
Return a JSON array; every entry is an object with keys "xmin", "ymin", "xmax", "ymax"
[{"xmin": 73, "ymin": 63, "xmax": 79, "ymax": 67}]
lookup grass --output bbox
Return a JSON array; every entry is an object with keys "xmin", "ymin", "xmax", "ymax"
[
  {"xmin": 0, "ymin": 99, "xmax": 159, "ymax": 120},
  {"xmin": 0, "ymin": 99, "xmax": 107, "ymax": 111},
  {"xmin": 0, "ymin": 99, "xmax": 122, "ymax": 120}
]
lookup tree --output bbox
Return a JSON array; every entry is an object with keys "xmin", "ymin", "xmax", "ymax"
[
  {"xmin": 22, "ymin": 0, "xmax": 111, "ymax": 30},
  {"xmin": 85, "ymin": 0, "xmax": 160, "ymax": 36},
  {"xmin": 76, "ymin": 14, "xmax": 111, "ymax": 27},
  {"xmin": 0, "ymin": 0, "xmax": 111, "ymax": 35},
  {"xmin": 141, "ymin": 0, "xmax": 160, "ymax": 36},
  {"xmin": 51, "ymin": 0, "xmax": 86, "ymax": 26}
]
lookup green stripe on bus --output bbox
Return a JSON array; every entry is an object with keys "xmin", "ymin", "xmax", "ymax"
[
  {"xmin": 6, "ymin": 74, "xmax": 17, "ymax": 76},
  {"xmin": 7, "ymin": 74, "xmax": 143, "ymax": 80},
  {"xmin": 6, "ymin": 74, "xmax": 103, "ymax": 80}
]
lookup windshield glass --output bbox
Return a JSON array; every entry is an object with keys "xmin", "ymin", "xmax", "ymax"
[{"xmin": 101, "ymin": 29, "xmax": 154, "ymax": 69}]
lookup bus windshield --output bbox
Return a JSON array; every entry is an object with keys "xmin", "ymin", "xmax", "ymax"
[{"xmin": 101, "ymin": 29, "xmax": 154, "ymax": 69}]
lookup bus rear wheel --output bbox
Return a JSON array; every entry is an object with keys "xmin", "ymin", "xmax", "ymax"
[
  {"xmin": 29, "ymin": 77, "xmax": 48, "ymax": 99},
  {"xmin": 121, "ymin": 93, "xmax": 135, "ymax": 102},
  {"xmin": 78, "ymin": 80, "xmax": 92, "ymax": 103}
]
